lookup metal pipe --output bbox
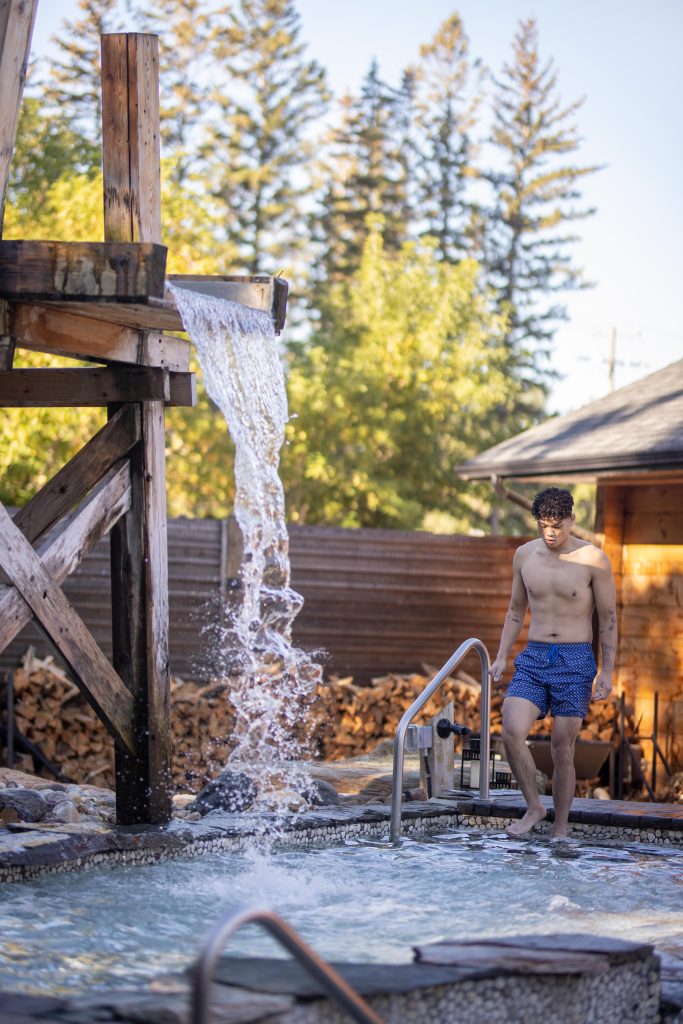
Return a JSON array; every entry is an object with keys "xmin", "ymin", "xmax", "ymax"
[
  {"xmin": 390, "ymin": 638, "xmax": 491, "ymax": 844},
  {"xmin": 190, "ymin": 904, "xmax": 384, "ymax": 1024}
]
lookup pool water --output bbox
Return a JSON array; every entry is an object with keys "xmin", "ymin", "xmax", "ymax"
[{"xmin": 2, "ymin": 829, "xmax": 683, "ymax": 995}]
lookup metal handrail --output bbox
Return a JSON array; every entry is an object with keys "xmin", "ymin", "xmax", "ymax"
[
  {"xmin": 389, "ymin": 637, "xmax": 491, "ymax": 844},
  {"xmin": 190, "ymin": 904, "xmax": 385, "ymax": 1024}
]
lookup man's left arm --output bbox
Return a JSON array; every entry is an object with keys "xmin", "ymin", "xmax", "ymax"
[{"xmin": 591, "ymin": 549, "xmax": 618, "ymax": 701}]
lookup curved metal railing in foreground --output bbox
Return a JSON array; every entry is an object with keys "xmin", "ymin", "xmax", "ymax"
[
  {"xmin": 190, "ymin": 904, "xmax": 385, "ymax": 1024},
  {"xmin": 390, "ymin": 637, "xmax": 491, "ymax": 844}
]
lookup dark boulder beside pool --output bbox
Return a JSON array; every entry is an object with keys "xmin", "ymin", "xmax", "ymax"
[
  {"xmin": 305, "ymin": 779, "xmax": 340, "ymax": 807},
  {"xmin": 0, "ymin": 788, "xmax": 48, "ymax": 823},
  {"xmin": 190, "ymin": 770, "xmax": 258, "ymax": 815}
]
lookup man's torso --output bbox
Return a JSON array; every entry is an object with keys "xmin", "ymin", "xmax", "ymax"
[{"xmin": 519, "ymin": 537, "xmax": 596, "ymax": 643}]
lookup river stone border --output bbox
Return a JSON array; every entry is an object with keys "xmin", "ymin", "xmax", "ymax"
[{"xmin": 1, "ymin": 794, "xmax": 683, "ymax": 882}]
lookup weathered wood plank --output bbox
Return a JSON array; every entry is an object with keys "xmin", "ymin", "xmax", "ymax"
[
  {"xmin": 110, "ymin": 400, "xmax": 172, "ymax": 820},
  {"xmin": 0, "ymin": 461, "xmax": 131, "ymax": 654},
  {"xmin": 622, "ymin": 543, "xmax": 683, "ymax": 575},
  {"xmin": 0, "ymin": 0, "xmax": 38, "ymax": 234},
  {"xmin": 0, "ymin": 240, "xmax": 167, "ymax": 300},
  {"xmin": 10, "ymin": 301, "xmax": 191, "ymax": 369},
  {"xmin": 0, "ymin": 366, "xmax": 196, "ymax": 406},
  {"xmin": 13, "ymin": 404, "xmax": 140, "ymax": 545},
  {"xmin": 0, "ymin": 366, "xmax": 167, "ymax": 405},
  {"xmin": 0, "ymin": 500, "xmax": 134, "ymax": 750},
  {"xmin": 170, "ymin": 275, "xmax": 289, "ymax": 333},
  {"xmin": 101, "ymin": 34, "xmax": 161, "ymax": 244},
  {"xmin": 103, "ymin": 31, "xmax": 172, "ymax": 823},
  {"xmin": 624, "ymin": 511, "xmax": 683, "ymax": 545}
]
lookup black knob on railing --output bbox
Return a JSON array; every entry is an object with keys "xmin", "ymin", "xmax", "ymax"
[{"xmin": 436, "ymin": 718, "xmax": 471, "ymax": 739}]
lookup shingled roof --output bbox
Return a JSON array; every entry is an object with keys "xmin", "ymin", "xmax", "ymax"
[{"xmin": 458, "ymin": 357, "xmax": 683, "ymax": 480}]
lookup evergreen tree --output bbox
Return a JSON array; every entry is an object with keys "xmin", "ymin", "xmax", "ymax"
[
  {"xmin": 485, "ymin": 17, "xmax": 600, "ymax": 382},
  {"xmin": 42, "ymin": 0, "xmax": 124, "ymax": 158},
  {"xmin": 312, "ymin": 61, "xmax": 414, "ymax": 286},
  {"xmin": 130, "ymin": 0, "xmax": 211, "ymax": 182},
  {"xmin": 411, "ymin": 14, "xmax": 481, "ymax": 263},
  {"xmin": 207, "ymin": 0, "xmax": 329, "ymax": 274}
]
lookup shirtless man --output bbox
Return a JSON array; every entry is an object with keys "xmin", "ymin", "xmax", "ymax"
[{"xmin": 489, "ymin": 487, "xmax": 617, "ymax": 838}]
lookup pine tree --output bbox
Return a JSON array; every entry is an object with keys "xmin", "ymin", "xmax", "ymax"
[
  {"xmin": 42, "ymin": 0, "xmax": 124, "ymax": 157},
  {"xmin": 130, "ymin": 0, "xmax": 211, "ymax": 182},
  {"xmin": 312, "ymin": 61, "xmax": 414, "ymax": 286},
  {"xmin": 207, "ymin": 0, "xmax": 329, "ymax": 274},
  {"xmin": 411, "ymin": 14, "xmax": 482, "ymax": 263},
  {"xmin": 485, "ymin": 17, "xmax": 600, "ymax": 382}
]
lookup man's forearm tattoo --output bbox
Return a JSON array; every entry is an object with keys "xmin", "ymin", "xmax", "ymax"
[{"xmin": 601, "ymin": 642, "xmax": 616, "ymax": 671}]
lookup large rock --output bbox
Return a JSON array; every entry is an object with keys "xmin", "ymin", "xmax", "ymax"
[
  {"xmin": 190, "ymin": 770, "xmax": 258, "ymax": 815},
  {"xmin": 0, "ymin": 787, "xmax": 48, "ymax": 823},
  {"xmin": 305, "ymin": 779, "xmax": 340, "ymax": 807}
]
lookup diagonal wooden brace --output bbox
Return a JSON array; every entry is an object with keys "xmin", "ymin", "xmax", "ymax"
[
  {"xmin": 0, "ymin": 460, "xmax": 131, "ymax": 653},
  {"xmin": 0, "ymin": 498, "xmax": 135, "ymax": 752}
]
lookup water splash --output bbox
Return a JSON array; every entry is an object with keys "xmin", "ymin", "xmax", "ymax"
[{"xmin": 169, "ymin": 285, "xmax": 321, "ymax": 812}]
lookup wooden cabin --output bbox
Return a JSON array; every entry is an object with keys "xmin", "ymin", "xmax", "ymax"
[{"xmin": 458, "ymin": 358, "xmax": 683, "ymax": 771}]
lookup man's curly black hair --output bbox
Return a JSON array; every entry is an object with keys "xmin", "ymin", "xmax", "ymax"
[{"xmin": 531, "ymin": 487, "xmax": 574, "ymax": 522}]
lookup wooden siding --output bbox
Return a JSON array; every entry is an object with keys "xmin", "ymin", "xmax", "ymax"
[
  {"xmin": 0, "ymin": 521, "xmax": 528, "ymax": 683},
  {"xmin": 598, "ymin": 482, "xmax": 683, "ymax": 747}
]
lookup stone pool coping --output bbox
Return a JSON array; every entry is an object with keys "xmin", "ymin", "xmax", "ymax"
[
  {"xmin": 0, "ymin": 935, "xmax": 670, "ymax": 1024},
  {"xmin": 1, "ymin": 791, "xmax": 683, "ymax": 883}
]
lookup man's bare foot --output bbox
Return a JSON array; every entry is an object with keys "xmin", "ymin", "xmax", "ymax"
[
  {"xmin": 506, "ymin": 806, "xmax": 547, "ymax": 836},
  {"xmin": 550, "ymin": 829, "xmax": 578, "ymax": 842}
]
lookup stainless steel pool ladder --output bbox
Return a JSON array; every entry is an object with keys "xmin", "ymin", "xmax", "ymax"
[
  {"xmin": 390, "ymin": 637, "xmax": 492, "ymax": 844},
  {"xmin": 190, "ymin": 904, "xmax": 385, "ymax": 1024}
]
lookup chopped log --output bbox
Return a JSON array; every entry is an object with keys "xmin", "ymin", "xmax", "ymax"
[
  {"xmin": 0, "ymin": 0, "xmax": 38, "ymax": 234},
  {"xmin": 0, "ymin": 240, "xmax": 167, "ymax": 300},
  {"xmin": 0, "ymin": 366, "xmax": 195, "ymax": 406}
]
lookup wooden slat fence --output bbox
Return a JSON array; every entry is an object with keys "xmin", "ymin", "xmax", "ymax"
[{"xmin": 1, "ymin": 519, "xmax": 529, "ymax": 682}]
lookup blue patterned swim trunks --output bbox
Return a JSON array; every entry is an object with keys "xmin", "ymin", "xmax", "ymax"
[{"xmin": 506, "ymin": 641, "xmax": 597, "ymax": 719}]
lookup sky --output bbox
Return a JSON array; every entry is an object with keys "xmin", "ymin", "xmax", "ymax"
[{"xmin": 28, "ymin": 0, "xmax": 683, "ymax": 415}]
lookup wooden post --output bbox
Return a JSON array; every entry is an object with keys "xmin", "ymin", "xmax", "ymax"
[
  {"xmin": 102, "ymin": 32, "xmax": 172, "ymax": 824},
  {"xmin": 0, "ymin": 0, "xmax": 38, "ymax": 235},
  {"xmin": 426, "ymin": 701, "xmax": 455, "ymax": 798}
]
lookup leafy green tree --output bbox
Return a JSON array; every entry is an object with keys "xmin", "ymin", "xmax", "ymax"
[
  {"xmin": 7, "ymin": 97, "xmax": 98, "ymax": 219},
  {"xmin": 207, "ymin": 0, "xmax": 329, "ymax": 274},
  {"xmin": 484, "ymin": 17, "xmax": 599, "ymax": 382},
  {"xmin": 411, "ymin": 14, "xmax": 482, "ymax": 263},
  {"xmin": 281, "ymin": 218, "xmax": 517, "ymax": 530}
]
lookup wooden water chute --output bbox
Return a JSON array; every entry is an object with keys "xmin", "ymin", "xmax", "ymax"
[{"xmin": 0, "ymin": 21, "xmax": 287, "ymax": 824}]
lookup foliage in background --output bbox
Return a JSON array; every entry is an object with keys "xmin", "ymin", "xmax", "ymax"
[
  {"xmin": 282, "ymin": 219, "xmax": 516, "ymax": 529},
  {"xmin": 2, "ymin": 1, "xmax": 599, "ymax": 533}
]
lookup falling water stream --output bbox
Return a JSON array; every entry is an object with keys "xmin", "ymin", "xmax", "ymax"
[{"xmin": 169, "ymin": 285, "xmax": 321, "ymax": 810}]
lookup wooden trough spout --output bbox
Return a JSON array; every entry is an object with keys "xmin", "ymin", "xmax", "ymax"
[{"xmin": 168, "ymin": 275, "xmax": 289, "ymax": 335}]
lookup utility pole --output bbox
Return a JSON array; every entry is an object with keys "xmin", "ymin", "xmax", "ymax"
[{"xmin": 608, "ymin": 326, "xmax": 616, "ymax": 391}]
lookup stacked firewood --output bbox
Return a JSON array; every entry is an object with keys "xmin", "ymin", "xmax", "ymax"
[
  {"xmin": 311, "ymin": 666, "xmax": 627, "ymax": 760},
  {"xmin": 6, "ymin": 650, "xmax": 637, "ymax": 791}
]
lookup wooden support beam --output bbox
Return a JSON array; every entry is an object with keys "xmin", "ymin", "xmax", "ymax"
[
  {"xmin": 0, "ymin": 0, "xmax": 38, "ymax": 235},
  {"xmin": 0, "ymin": 366, "xmax": 195, "ymax": 406},
  {"xmin": 102, "ymin": 31, "xmax": 172, "ymax": 825},
  {"xmin": 0, "ymin": 460, "xmax": 131, "ymax": 657},
  {"xmin": 14, "ymin": 404, "xmax": 140, "ymax": 545},
  {"xmin": 0, "ymin": 499, "xmax": 135, "ymax": 751},
  {"xmin": 10, "ymin": 301, "xmax": 190, "ymax": 370},
  {"xmin": 0, "ymin": 240, "xmax": 167, "ymax": 301},
  {"xmin": 101, "ymin": 33, "xmax": 161, "ymax": 244}
]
